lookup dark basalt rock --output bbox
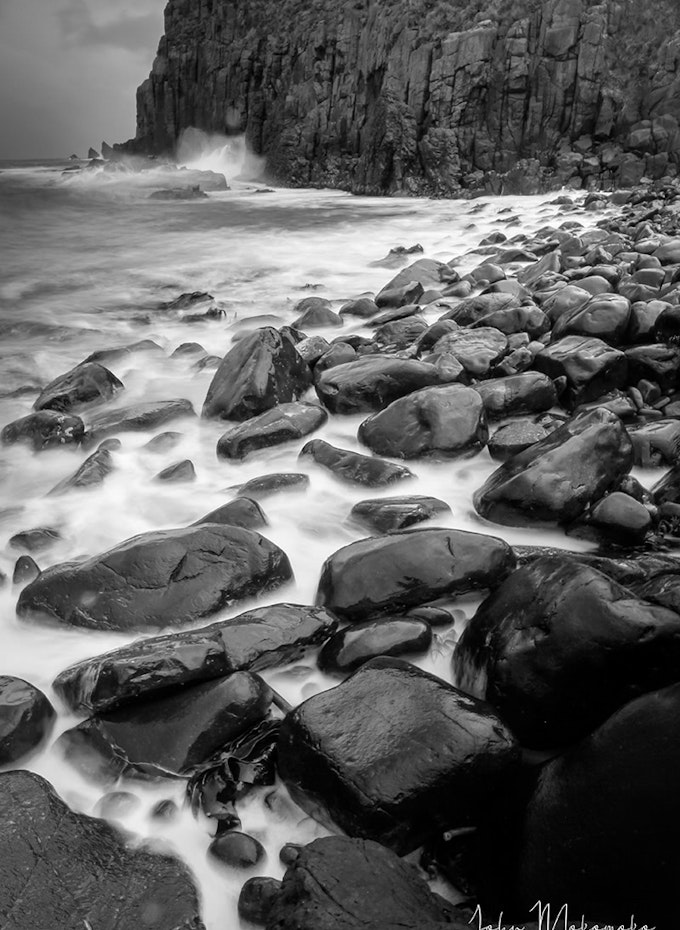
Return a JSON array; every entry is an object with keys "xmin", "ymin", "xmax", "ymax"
[
  {"xmin": 358, "ymin": 384, "xmax": 488, "ymax": 460},
  {"xmin": 0, "ymin": 676, "xmax": 55, "ymax": 765},
  {"xmin": 487, "ymin": 419, "xmax": 551, "ymax": 461},
  {"xmin": 374, "ymin": 316, "xmax": 427, "ymax": 349},
  {"xmin": 8, "ymin": 527, "xmax": 61, "ymax": 552},
  {"xmin": 13, "ymin": 555, "xmax": 40, "ymax": 585},
  {"xmin": 430, "ymin": 327, "xmax": 508, "ymax": 378},
  {"xmin": 295, "ymin": 335, "xmax": 331, "ymax": 364},
  {"xmin": 567, "ymin": 491, "xmax": 653, "ymax": 547},
  {"xmin": 339, "ymin": 296, "xmax": 380, "ymax": 318},
  {"xmin": 82, "ymin": 399, "xmax": 195, "ymax": 449},
  {"xmin": 314, "ymin": 356, "xmax": 458, "ymax": 414},
  {"xmin": 84, "ymin": 339, "xmax": 163, "ymax": 365},
  {"xmin": 17, "ymin": 524, "xmax": 293, "ymax": 632},
  {"xmin": 551, "ymin": 292, "xmax": 631, "ymax": 345},
  {"xmin": 653, "ymin": 303, "xmax": 680, "ymax": 342},
  {"xmin": 0, "ymin": 770, "xmax": 204, "ymax": 930},
  {"xmin": 1, "ymin": 410, "xmax": 84, "ymax": 451},
  {"xmin": 316, "ymin": 527, "xmax": 515, "ymax": 622},
  {"xmin": 515, "ymin": 684, "xmax": 680, "ymax": 929},
  {"xmin": 144, "ymin": 431, "xmax": 183, "ymax": 453},
  {"xmin": 266, "ymin": 835, "xmax": 466, "ymax": 930},
  {"xmin": 349, "ymin": 495, "xmax": 451, "ymax": 533},
  {"xmin": 318, "ymin": 617, "xmax": 432, "ymax": 674},
  {"xmin": 48, "ymin": 448, "xmax": 114, "ymax": 494},
  {"xmin": 628, "ymin": 418, "xmax": 680, "ymax": 467},
  {"xmin": 625, "ymin": 343, "xmax": 680, "ymax": 394},
  {"xmin": 233, "ymin": 472, "xmax": 310, "ymax": 499},
  {"xmin": 202, "ymin": 327, "xmax": 312, "ymax": 421},
  {"xmin": 53, "ymin": 603, "xmax": 337, "ymax": 714},
  {"xmin": 300, "ymin": 439, "xmax": 414, "ymax": 487},
  {"xmin": 217, "ymin": 402, "xmax": 327, "ymax": 459},
  {"xmin": 33, "ymin": 362, "xmax": 123, "ymax": 413},
  {"xmin": 532, "ymin": 335, "xmax": 628, "ymax": 409},
  {"xmin": 209, "ymin": 831, "xmax": 266, "ymax": 868},
  {"xmin": 192, "ymin": 498, "xmax": 267, "ymax": 530},
  {"xmin": 454, "ymin": 557, "xmax": 680, "ymax": 749},
  {"xmin": 313, "ymin": 342, "xmax": 357, "ymax": 377},
  {"xmin": 473, "ymin": 409, "xmax": 633, "ymax": 528},
  {"xmin": 292, "ymin": 297, "xmax": 342, "ymax": 329},
  {"xmin": 472, "ymin": 372, "xmax": 557, "ymax": 419},
  {"xmin": 277, "ymin": 658, "xmax": 519, "ymax": 853},
  {"xmin": 438, "ymin": 293, "xmax": 519, "ymax": 326},
  {"xmin": 57, "ymin": 672, "xmax": 271, "ymax": 779},
  {"xmin": 154, "ymin": 459, "xmax": 196, "ymax": 482},
  {"xmin": 238, "ymin": 876, "xmax": 281, "ymax": 925}
]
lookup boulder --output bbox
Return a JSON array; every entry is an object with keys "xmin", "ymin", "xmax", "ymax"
[
  {"xmin": 472, "ymin": 373, "xmax": 557, "ymax": 419},
  {"xmin": 299, "ymin": 439, "xmax": 414, "ymax": 487},
  {"xmin": 233, "ymin": 472, "xmax": 310, "ymax": 499},
  {"xmin": 209, "ymin": 831, "xmax": 266, "ymax": 868},
  {"xmin": 430, "ymin": 327, "xmax": 508, "ymax": 378},
  {"xmin": 315, "ymin": 356, "xmax": 458, "ymax": 414},
  {"xmin": 292, "ymin": 298, "xmax": 343, "ymax": 329},
  {"xmin": 8, "ymin": 528, "xmax": 61, "ymax": 552},
  {"xmin": 0, "ymin": 770, "xmax": 204, "ymax": 930},
  {"xmin": 438, "ymin": 292, "xmax": 519, "ymax": 326},
  {"xmin": 316, "ymin": 527, "xmax": 515, "ymax": 621},
  {"xmin": 339, "ymin": 296, "xmax": 380, "ymax": 318},
  {"xmin": 278, "ymin": 658, "xmax": 519, "ymax": 853},
  {"xmin": 358, "ymin": 384, "xmax": 487, "ymax": 459},
  {"xmin": 487, "ymin": 419, "xmax": 552, "ymax": 461},
  {"xmin": 33, "ymin": 362, "xmax": 123, "ymax": 413},
  {"xmin": 628, "ymin": 419, "xmax": 680, "ymax": 467},
  {"xmin": 191, "ymin": 498, "xmax": 267, "ymax": 530},
  {"xmin": 454, "ymin": 557, "xmax": 680, "ymax": 749},
  {"xmin": 53, "ymin": 603, "xmax": 338, "ymax": 714},
  {"xmin": 84, "ymin": 340, "xmax": 163, "ymax": 365},
  {"xmin": 318, "ymin": 618, "xmax": 432, "ymax": 674},
  {"xmin": 153, "ymin": 459, "xmax": 196, "ymax": 482},
  {"xmin": 532, "ymin": 335, "xmax": 628, "ymax": 409},
  {"xmin": 17, "ymin": 524, "xmax": 293, "ymax": 632},
  {"xmin": 144, "ymin": 431, "xmax": 183, "ymax": 453},
  {"xmin": 82, "ymin": 399, "xmax": 195, "ymax": 449},
  {"xmin": 217, "ymin": 402, "xmax": 327, "ymax": 459},
  {"xmin": 13, "ymin": 555, "xmax": 40, "ymax": 585},
  {"xmin": 1, "ymin": 410, "xmax": 84, "ymax": 451},
  {"xmin": 625, "ymin": 343, "xmax": 680, "ymax": 394},
  {"xmin": 568, "ymin": 491, "xmax": 653, "ymax": 546},
  {"xmin": 48, "ymin": 448, "xmax": 114, "ymax": 494},
  {"xmin": 373, "ymin": 316, "xmax": 427, "ymax": 349},
  {"xmin": 473, "ymin": 409, "xmax": 633, "ymax": 527},
  {"xmin": 202, "ymin": 327, "xmax": 312, "ymax": 421},
  {"xmin": 349, "ymin": 495, "xmax": 451, "ymax": 533},
  {"xmin": 0, "ymin": 676, "xmax": 55, "ymax": 765},
  {"xmin": 551, "ymin": 293, "xmax": 631, "ymax": 345}
]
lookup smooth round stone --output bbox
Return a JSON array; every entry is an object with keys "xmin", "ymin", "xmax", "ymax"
[
  {"xmin": 349, "ymin": 495, "xmax": 451, "ymax": 533},
  {"xmin": 94, "ymin": 791, "xmax": 141, "ymax": 820},
  {"xmin": 279, "ymin": 843, "xmax": 303, "ymax": 866},
  {"xmin": 150, "ymin": 799, "xmax": 179, "ymax": 821},
  {"xmin": 8, "ymin": 528, "xmax": 60, "ymax": 553},
  {"xmin": 13, "ymin": 556, "xmax": 40, "ymax": 586},
  {"xmin": 488, "ymin": 420, "xmax": 550, "ymax": 461},
  {"xmin": 0, "ymin": 676, "xmax": 55, "ymax": 765},
  {"xmin": 153, "ymin": 459, "xmax": 196, "ymax": 482},
  {"xmin": 143, "ymin": 431, "xmax": 183, "ymax": 453},
  {"xmin": 406, "ymin": 606, "xmax": 456, "ymax": 627},
  {"xmin": 232, "ymin": 473, "xmax": 309, "ymax": 500},
  {"xmin": 208, "ymin": 832, "xmax": 266, "ymax": 869},
  {"xmin": 318, "ymin": 618, "xmax": 432, "ymax": 674},
  {"xmin": 238, "ymin": 877, "xmax": 281, "ymax": 925}
]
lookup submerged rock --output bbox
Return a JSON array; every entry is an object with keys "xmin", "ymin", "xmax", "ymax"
[
  {"xmin": 192, "ymin": 498, "xmax": 267, "ymax": 530},
  {"xmin": 300, "ymin": 439, "xmax": 415, "ymax": 487},
  {"xmin": 232, "ymin": 472, "xmax": 310, "ymax": 499},
  {"xmin": 33, "ymin": 362, "xmax": 123, "ymax": 413},
  {"xmin": 0, "ymin": 676, "xmax": 55, "ymax": 765},
  {"xmin": 1, "ymin": 410, "xmax": 84, "ymax": 451},
  {"xmin": 8, "ymin": 527, "xmax": 61, "ymax": 552},
  {"xmin": 17, "ymin": 524, "xmax": 293, "ymax": 631},
  {"xmin": 82, "ymin": 399, "xmax": 195, "ymax": 449},
  {"xmin": 48, "ymin": 448, "xmax": 114, "ymax": 494},
  {"xmin": 217, "ymin": 402, "xmax": 327, "ymax": 459},
  {"xmin": 349, "ymin": 494, "xmax": 451, "ymax": 533},
  {"xmin": 153, "ymin": 459, "xmax": 196, "ymax": 482},
  {"xmin": 209, "ymin": 831, "xmax": 266, "ymax": 868}
]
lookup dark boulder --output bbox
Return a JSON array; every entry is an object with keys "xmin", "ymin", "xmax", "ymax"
[
  {"xmin": 358, "ymin": 385, "xmax": 488, "ymax": 459},
  {"xmin": 17, "ymin": 524, "xmax": 293, "ymax": 632},
  {"xmin": 143, "ymin": 431, "xmax": 183, "ymax": 453},
  {"xmin": 472, "ymin": 373, "xmax": 557, "ymax": 419},
  {"xmin": 373, "ymin": 316, "xmax": 427, "ymax": 349},
  {"xmin": 316, "ymin": 527, "xmax": 515, "ymax": 622},
  {"xmin": 473, "ymin": 409, "xmax": 633, "ymax": 527},
  {"xmin": 487, "ymin": 419, "xmax": 551, "ymax": 461},
  {"xmin": 33, "ymin": 362, "xmax": 123, "ymax": 413},
  {"xmin": 13, "ymin": 555, "xmax": 40, "ymax": 585},
  {"xmin": 209, "ymin": 831, "xmax": 266, "ymax": 868},
  {"xmin": 202, "ymin": 327, "xmax": 312, "ymax": 421},
  {"xmin": 299, "ymin": 439, "xmax": 415, "ymax": 487},
  {"xmin": 454, "ymin": 556, "xmax": 680, "ymax": 749},
  {"xmin": 0, "ymin": 676, "xmax": 55, "ymax": 765},
  {"xmin": 430, "ymin": 327, "xmax": 507, "ymax": 378},
  {"xmin": 232, "ymin": 473, "xmax": 310, "ymax": 499},
  {"xmin": 238, "ymin": 876, "xmax": 281, "ymax": 925},
  {"xmin": 313, "ymin": 342, "xmax": 357, "ymax": 377},
  {"xmin": 83, "ymin": 339, "xmax": 163, "ymax": 365},
  {"xmin": 278, "ymin": 658, "xmax": 519, "ymax": 853},
  {"xmin": 192, "ymin": 498, "xmax": 267, "ymax": 530},
  {"xmin": 567, "ymin": 491, "xmax": 653, "ymax": 546},
  {"xmin": 349, "ymin": 495, "xmax": 451, "ymax": 533},
  {"xmin": 628, "ymin": 418, "xmax": 680, "ymax": 467},
  {"xmin": 57, "ymin": 672, "xmax": 271, "ymax": 779},
  {"xmin": 292, "ymin": 298, "xmax": 342, "ymax": 329},
  {"xmin": 8, "ymin": 527, "xmax": 60, "ymax": 552},
  {"xmin": 1, "ymin": 410, "xmax": 84, "ymax": 451},
  {"xmin": 0, "ymin": 770, "xmax": 204, "ymax": 930},
  {"xmin": 532, "ymin": 335, "xmax": 628, "ymax": 409},
  {"xmin": 82, "ymin": 399, "xmax": 195, "ymax": 449},
  {"xmin": 153, "ymin": 459, "xmax": 196, "ymax": 482},
  {"xmin": 318, "ymin": 618, "xmax": 432, "ymax": 674},
  {"xmin": 551, "ymin": 293, "xmax": 631, "ymax": 345},
  {"xmin": 438, "ymin": 292, "xmax": 519, "ymax": 326},
  {"xmin": 339, "ymin": 296, "xmax": 380, "ymax": 318},
  {"xmin": 217, "ymin": 403, "xmax": 327, "ymax": 459},
  {"xmin": 53, "ymin": 603, "xmax": 338, "ymax": 714},
  {"xmin": 48, "ymin": 448, "xmax": 114, "ymax": 494},
  {"xmin": 625, "ymin": 343, "xmax": 680, "ymax": 394},
  {"xmin": 295, "ymin": 335, "xmax": 331, "ymax": 364},
  {"xmin": 315, "ymin": 356, "xmax": 458, "ymax": 414}
]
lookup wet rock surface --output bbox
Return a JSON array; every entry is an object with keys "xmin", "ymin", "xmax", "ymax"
[
  {"xmin": 300, "ymin": 439, "xmax": 415, "ymax": 487},
  {"xmin": 0, "ymin": 676, "xmax": 55, "ymax": 765},
  {"xmin": 82, "ymin": 399, "xmax": 195, "ymax": 449},
  {"xmin": 217, "ymin": 402, "xmax": 327, "ymax": 459},
  {"xmin": 33, "ymin": 362, "xmax": 123, "ymax": 413},
  {"xmin": 349, "ymin": 495, "xmax": 451, "ymax": 532},
  {"xmin": 1, "ymin": 410, "xmax": 85, "ymax": 451}
]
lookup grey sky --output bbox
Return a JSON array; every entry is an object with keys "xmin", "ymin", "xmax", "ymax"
[{"xmin": 0, "ymin": 0, "xmax": 164, "ymax": 159}]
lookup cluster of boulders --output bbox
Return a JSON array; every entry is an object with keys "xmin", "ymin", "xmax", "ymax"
[{"xmin": 5, "ymin": 180, "xmax": 680, "ymax": 928}]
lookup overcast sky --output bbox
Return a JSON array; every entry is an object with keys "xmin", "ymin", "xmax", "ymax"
[{"xmin": 0, "ymin": 0, "xmax": 165, "ymax": 159}]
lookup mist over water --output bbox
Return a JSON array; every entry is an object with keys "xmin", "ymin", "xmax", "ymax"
[{"xmin": 0, "ymin": 144, "xmax": 627, "ymax": 927}]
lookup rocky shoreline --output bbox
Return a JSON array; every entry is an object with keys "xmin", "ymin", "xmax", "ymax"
[{"xmin": 3, "ymin": 178, "xmax": 680, "ymax": 928}]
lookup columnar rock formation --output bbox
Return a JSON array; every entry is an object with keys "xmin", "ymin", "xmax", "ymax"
[{"xmin": 127, "ymin": 0, "xmax": 680, "ymax": 193}]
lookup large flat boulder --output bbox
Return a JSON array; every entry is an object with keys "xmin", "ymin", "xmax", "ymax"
[
  {"xmin": 217, "ymin": 402, "xmax": 327, "ymax": 459},
  {"xmin": 17, "ymin": 524, "xmax": 293, "ymax": 631},
  {"xmin": 0, "ymin": 770, "xmax": 204, "ymax": 930},
  {"xmin": 33, "ymin": 362, "xmax": 123, "ymax": 413},
  {"xmin": 532, "ymin": 335, "xmax": 628, "ymax": 408}
]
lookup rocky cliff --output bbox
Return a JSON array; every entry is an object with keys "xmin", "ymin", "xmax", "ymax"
[{"xmin": 128, "ymin": 0, "xmax": 680, "ymax": 193}]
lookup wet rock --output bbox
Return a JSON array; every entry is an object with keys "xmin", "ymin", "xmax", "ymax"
[
  {"xmin": 358, "ymin": 384, "xmax": 487, "ymax": 459},
  {"xmin": 238, "ymin": 876, "xmax": 281, "ymax": 925},
  {"xmin": 0, "ymin": 676, "xmax": 55, "ymax": 765},
  {"xmin": 515, "ymin": 684, "xmax": 680, "ymax": 929},
  {"xmin": 628, "ymin": 418, "xmax": 680, "ymax": 467},
  {"xmin": 94, "ymin": 790, "xmax": 141, "ymax": 820},
  {"xmin": 192, "ymin": 498, "xmax": 267, "ymax": 530},
  {"xmin": 48, "ymin": 448, "xmax": 114, "ymax": 494},
  {"xmin": 33, "ymin": 362, "xmax": 123, "ymax": 413},
  {"xmin": 171, "ymin": 342, "xmax": 206, "ymax": 358},
  {"xmin": 1, "ymin": 410, "xmax": 84, "ymax": 451},
  {"xmin": 278, "ymin": 658, "xmax": 519, "ymax": 853},
  {"xmin": 8, "ymin": 527, "xmax": 61, "ymax": 552},
  {"xmin": 315, "ymin": 356, "xmax": 458, "ymax": 414},
  {"xmin": 455, "ymin": 557, "xmax": 680, "ymax": 749},
  {"xmin": 13, "ymin": 555, "xmax": 40, "ymax": 586},
  {"xmin": 532, "ymin": 335, "xmax": 628, "ymax": 409},
  {"xmin": 84, "ymin": 339, "xmax": 164, "ymax": 365},
  {"xmin": 339, "ymin": 296, "xmax": 380, "ymax": 318},
  {"xmin": 143, "ymin": 431, "xmax": 183, "ymax": 453},
  {"xmin": 430, "ymin": 327, "xmax": 507, "ymax": 378},
  {"xmin": 58, "ymin": 672, "xmax": 271, "ymax": 779},
  {"xmin": 209, "ymin": 831, "xmax": 266, "ymax": 868},
  {"xmin": 233, "ymin": 473, "xmax": 310, "ymax": 499},
  {"xmin": 318, "ymin": 618, "xmax": 432, "ymax": 674},
  {"xmin": 202, "ymin": 327, "xmax": 312, "ymax": 421},
  {"xmin": 625, "ymin": 343, "xmax": 680, "ymax": 394},
  {"xmin": 654, "ymin": 303, "xmax": 680, "ymax": 342},
  {"xmin": 317, "ymin": 527, "xmax": 515, "ymax": 622},
  {"xmin": 473, "ymin": 409, "xmax": 634, "ymax": 528},
  {"xmin": 373, "ymin": 315, "xmax": 427, "ymax": 349},
  {"xmin": 299, "ymin": 439, "xmax": 415, "ymax": 487},
  {"xmin": 154, "ymin": 459, "xmax": 196, "ymax": 482},
  {"xmin": 472, "ymin": 372, "xmax": 557, "ymax": 419},
  {"xmin": 18, "ymin": 524, "xmax": 293, "ymax": 632},
  {"xmin": 295, "ymin": 335, "xmax": 330, "ymax": 364},
  {"xmin": 53, "ymin": 603, "xmax": 337, "ymax": 714},
  {"xmin": 568, "ymin": 491, "xmax": 653, "ymax": 546},
  {"xmin": 551, "ymin": 293, "xmax": 631, "ymax": 345},
  {"xmin": 159, "ymin": 292, "xmax": 214, "ymax": 312},
  {"xmin": 98, "ymin": 437, "xmax": 121, "ymax": 452},
  {"xmin": 217, "ymin": 402, "xmax": 327, "ymax": 459},
  {"xmin": 487, "ymin": 419, "xmax": 551, "ymax": 461},
  {"xmin": 627, "ymin": 298, "xmax": 668, "ymax": 343},
  {"xmin": 0, "ymin": 770, "xmax": 204, "ymax": 930},
  {"xmin": 150, "ymin": 186, "xmax": 209, "ymax": 201},
  {"xmin": 151, "ymin": 798, "xmax": 179, "ymax": 821},
  {"xmin": 82, "ymin": 399, "xmax": 195, "ymax": 449},
  {"xmin": 292, "ymin": 298, "xmax": 342, "ymax": 329},
  {"xmin": 349, "ymin": 495, "xmax": 451, "ymax": 533}
]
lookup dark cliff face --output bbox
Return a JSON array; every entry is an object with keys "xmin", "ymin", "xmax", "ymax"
[{"xmin": 129, "ymin": 0, "xmax": 680, "ymax": 193}]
